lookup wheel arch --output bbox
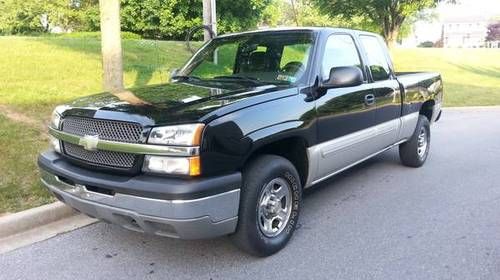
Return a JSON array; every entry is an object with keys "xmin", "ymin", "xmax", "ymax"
[
  {"xmin": 243, "ymin": 131, "xmax": 310, "ymax": 188},
  {"xmin": 419, "ymin": 99, "xmax": 436, "ymax": 121}
]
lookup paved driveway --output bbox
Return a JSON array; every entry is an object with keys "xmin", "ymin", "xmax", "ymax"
[{"xmin": 1, "ymin": 108, "xmax": 500, "ymax": 280}]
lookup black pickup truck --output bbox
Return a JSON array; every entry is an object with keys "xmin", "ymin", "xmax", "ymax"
[{"xmin": 39, "ymin": 28, "xmax": 443, "ymax": 256}]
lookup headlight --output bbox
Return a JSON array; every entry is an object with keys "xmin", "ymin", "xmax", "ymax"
[
  {"xmin": 50, "ymin": 110, "xmax": 62, "ymax": 129},
  {"xmin": 50, "ymin": 105, "xmax": 69, "ymax": 130},
  {"xmin": 148, "ymin": 124, "xmax": 204, "ymax": 146},
  {"xmin": 143, "ymin": 155, "xmax": 201, "ymax": 176}
]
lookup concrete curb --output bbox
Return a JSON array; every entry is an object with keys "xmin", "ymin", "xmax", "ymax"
[
  {"xmin": 0, "ymin": 202, "xmax": 97, "ymax": 254},
  {"xmin": 0, "ymin": 214, "xmax": 97, "ymax": 254},
  {"xmin": 0, "ymin": 202, "xmax": 75, "ymax": 239}
]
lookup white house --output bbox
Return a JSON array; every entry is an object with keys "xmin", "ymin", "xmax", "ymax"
[{"xmin": 442, "ymin": 15, "xmax": 489, "ymax": 48}]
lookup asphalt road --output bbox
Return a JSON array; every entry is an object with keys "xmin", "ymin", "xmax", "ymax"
[{"xmin": 1, "ymin": 108, "xmax": 500, "ymax": 280}]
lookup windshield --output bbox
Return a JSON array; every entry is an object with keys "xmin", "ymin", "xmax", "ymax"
[{"xmin": 178, "ymin": 31, "xmax": 315, "ymax": 86}]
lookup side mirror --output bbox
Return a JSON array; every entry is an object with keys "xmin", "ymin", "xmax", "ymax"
[{"xmin": 322, "ymin": 66, "xmax": 363, "ymax": 88}]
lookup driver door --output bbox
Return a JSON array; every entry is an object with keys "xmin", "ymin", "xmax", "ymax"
[{"xmin": 314, "ymin": 34, "xmax": 377, "ymax": 180}]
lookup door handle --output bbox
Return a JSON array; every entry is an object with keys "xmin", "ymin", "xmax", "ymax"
[{"xmin": 364, "ymin": 94, "xmax": 375, "ymax": 106}]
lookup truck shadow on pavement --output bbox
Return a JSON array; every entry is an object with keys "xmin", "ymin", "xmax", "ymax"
[
  {"xmin": 81, "ymin": 149, "xmax": 405, "ymax": 264},
  {"xmin": 0, "ymin": 148, "xmax": 419, "ymax": 278}
]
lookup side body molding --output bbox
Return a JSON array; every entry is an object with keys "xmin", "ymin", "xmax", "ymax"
[{"xmin": 305, "ymin": 112, "xmax": 419, "ymax": 188}]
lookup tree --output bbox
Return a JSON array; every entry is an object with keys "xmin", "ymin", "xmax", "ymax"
[
  {"xmin": 120, "ymin": 0, "xmax": 271, "ymax": 40},
  {"xmin": 261, "ymin": 0, "xmax": 377, "ymax": 31},
  {"xmin": 261, "ymin": 0, "xmax": 285, "ymax": 27},
  {"xmin": 0, "ymin": 0, "xmax": 100, "ymax": 34},
  {"xmin": 312, "ymin": 0, "xmax": 440, "ymax": 47},
  {"xmin": 0, "ymin": 0, "xmax": 269, "ymax": 39},
  {"xmin": 486, "ymin": 22, "xmax": 500, "ymax": 42},
  {"xmin": 397, "ymin": 9, "xmax": 438, "ymax": 42},
  {"xmin": 99, "ymin": 0, "xmax": 124, "ymax": 92},
  {"xmin": 0, "ymin": 0, "xmax": 52, "ymax": 34}
]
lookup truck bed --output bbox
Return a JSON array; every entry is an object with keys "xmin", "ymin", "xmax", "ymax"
[{"xmin": 396, "ymin": 71, "xmax": 443, "ymax": 117}]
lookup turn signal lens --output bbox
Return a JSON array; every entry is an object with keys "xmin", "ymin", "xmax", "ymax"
[{"xmin": 188, "ymin": 156, "xmax": 201, "ymax": 176}]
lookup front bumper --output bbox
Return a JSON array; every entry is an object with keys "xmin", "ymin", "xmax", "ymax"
[{"xmin": 38, "ymin": 151, "xmax": 241, "ymax": 239}]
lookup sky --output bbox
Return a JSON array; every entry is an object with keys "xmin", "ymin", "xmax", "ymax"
[{"xmin": 438, "ymin": 0, "xmax": 500, "ymax": 20}]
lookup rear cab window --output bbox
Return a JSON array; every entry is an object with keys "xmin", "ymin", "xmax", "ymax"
[{"xmin": 359, "ymin": 35, "xmax": 392, "ymax": 81}]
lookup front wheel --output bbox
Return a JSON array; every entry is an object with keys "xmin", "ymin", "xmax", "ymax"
[
  {"xmin": 231, "ymin": 155, "xmax": 302, "ymax": 257},
  {"xmin": 399, "ymin": 115, "xmax": 431, "ymax": 167}
]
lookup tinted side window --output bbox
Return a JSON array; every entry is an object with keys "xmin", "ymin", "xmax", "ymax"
[
  {"xmin": 359, "ymin": 35, "xmax": 391, "ymax": 81},
  {"xmin": 322, "ymin": 34, "xmax": 362, "ymax": 81}
]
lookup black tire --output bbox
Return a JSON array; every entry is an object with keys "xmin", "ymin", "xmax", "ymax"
[
  {"xmin": 399, "ymin": 115, "xmax": 431, "ymax": 167},
  {"xmin": 231, "ymin": 155, "xmax": 302, "ymax": 257}
]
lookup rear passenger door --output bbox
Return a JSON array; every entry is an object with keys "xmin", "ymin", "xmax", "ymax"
[
  {"xmin": 314, "ymin": 34, "xmax": 376, "ymax": 180},
  {"xmin": 359, "ymin": 35, "xmax": 402, "ymax": 149}
]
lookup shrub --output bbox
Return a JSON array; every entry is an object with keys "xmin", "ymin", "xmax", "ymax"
[{"xmin": 418, "ymin": 41, "xmax": 435, "ymax": 48}]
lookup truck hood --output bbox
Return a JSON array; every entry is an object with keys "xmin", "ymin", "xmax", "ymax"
[{"xmin": 61, "ymin": 82, "xmax": 296, "ymax": 127}]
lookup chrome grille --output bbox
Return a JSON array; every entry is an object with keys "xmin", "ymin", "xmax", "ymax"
[
  {"xmin": 63, "ymin": 142, "xmax": 136, "ymax": 168},
  {"xmin": 61, "ymin": 116, "xmax": 143, "ymax": 169},
  {"xmin": 62, "ymin": 116, "xmax": 143, "ymax": 143}
]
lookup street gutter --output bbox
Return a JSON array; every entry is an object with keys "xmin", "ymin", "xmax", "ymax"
[{"xmin": 0, "ymin": 202, "xmax": 96, "ymax": 254}]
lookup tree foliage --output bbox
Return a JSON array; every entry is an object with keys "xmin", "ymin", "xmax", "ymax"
[
  {"xmin": 0, "ymin": 0, "xmax": 100, "ymax": 34},
  {"xmin": 120, "ymin": 0, "xmax": 270, "ymax": 40},
  {"xmin": 1, "ymin": 0, "xmax": 270, "ymax": 39},
  {"xmin": 261, "ymin": 0, "xmax": 377, "ymax": 32},
  {"xmin": 0, "ymin": 0, "xmax": 52, "ymax": 34},
  {"xmin": 486, "ymin": 22, "xmax": 500, "ymax": 41},
  {"xmin": 312, "ymin": 0, "xmax": 438, "ymax": 46},
  {"xmin": 397, "ymin": 8, "xmax": 439, "ymax": 41}
]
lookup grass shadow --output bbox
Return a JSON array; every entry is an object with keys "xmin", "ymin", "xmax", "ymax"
[{"xmin": 449, "ymin": 63, "xmax": 500, "ymax": 80}]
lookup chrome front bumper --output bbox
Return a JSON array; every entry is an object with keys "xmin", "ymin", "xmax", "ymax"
[{"xmin": 40, "ymin": 169, "xmax": 240, "ymax": 239}]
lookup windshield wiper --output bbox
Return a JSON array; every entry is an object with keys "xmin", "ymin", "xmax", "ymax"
[
  {"xmin": 212, "ymin": 75, "xmax": 264, "ymax": 85},
  {"xmin": 171, "ymin": 75, "xmax": 202, "ymax": 82}
]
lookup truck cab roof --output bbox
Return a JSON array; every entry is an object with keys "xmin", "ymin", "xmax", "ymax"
[{"xmin": 216, "ymin": 27, "xmax": 383, "ymax": 39}]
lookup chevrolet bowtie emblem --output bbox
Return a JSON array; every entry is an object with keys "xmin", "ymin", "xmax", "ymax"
[{"xmin": 79, "ymin": 135, "xmax": 99, "ymax": 151}]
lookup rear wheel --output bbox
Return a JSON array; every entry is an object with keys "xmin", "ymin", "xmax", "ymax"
[
  {"xmin": 399, "ymin": 115, "xmax": 431, "ymax": 167},
  {"xmin": 231, "ymin": 155, "xmax": 302, "ymax": 257}
]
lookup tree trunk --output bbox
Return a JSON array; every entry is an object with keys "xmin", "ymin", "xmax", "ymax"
[
  {"xmin": 290, "ymin": 0, "xmax": 300, "ymax": 26},
  {"xmin": 99, "ymin": 0, "xmax": 124, "ymax": 93},
  {"xmin": 380, "ymin": 6, "xmax": 404, "ymax": 49},
  {"xmin": 385, "ymin": 29, "xmax": 399, "ymax": 48},
  {"xmin": 382, "ymin": 17, "xmax": 401, "ymax": 49}
]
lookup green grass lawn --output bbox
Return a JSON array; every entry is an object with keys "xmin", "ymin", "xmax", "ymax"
[
  {"xmin": 391, "ymin": 48, "xmax": 500, "ymax": 107},
  {"xmin": 0, "ymin": 35, "xmax": 499, "ymax": 213},
  {"xmin": 0, "ymin": 36, "xmax": 195, "ymax": 213},
  {"xmin": 0, "ymin": 36, "xmax": 195, "ymax": 121},
  {"xmin": 0, "ymin": 115, "xmax": 54, "ymax": 213}
]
